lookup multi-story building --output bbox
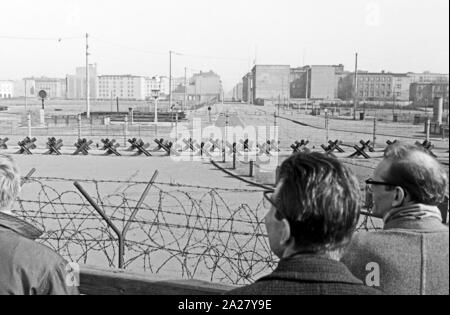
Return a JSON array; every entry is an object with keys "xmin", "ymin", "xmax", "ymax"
[
  {"xmin": 250, "ymin": 65, "xmax": 290, "ymax": 105},
  {"xmin": 145, "ymin": 76, "xmax": 165, "ymax": 99},
  {"xmin": 290, "ymin": 67, "xmax": 308, "ymax": 99},
  {"xmin": 357, "ymin": 72, "xmax": 394, "ymax": 101},
  {"xmin": 408, "ymin": 72, "xmax": 449, "ymax": 84},
  {"xmin": 309, "ymin": 65, "xmax": 344, "ymax": 100},
  {"xmin": 339, "ymin": 72, "xmax": 393, "ymax": 102},
  {"xmin": 189, "ymin": 71, "xmax": 222, "ymax": 104},
  {"xmin": 232, "ymin": 83, "xmax": 243, "ymax": 102},
  {"xmin": 242, "ymin": 72, "xmax": 253, "ymax": 104},
  {"xmin": 67, "ymin": 65, "xmax": 98, "ymax": 100},
  {"xmin": 171, "ymin": 77, "xmax": 186, "ymax": 92},
  {"xmin": 97, "ymin": 75, "xmax": 146, "ymax": 100},
  {"xmin": 0, "ymin": 80, "xmax": 14, "ymax": 99},
  {"xmin": 13, "ymin": 79, "xmax": 36, "ymax": 98},
  {"xmin": 410, "ymin": 82, "xmax": 449, "ymax": 107},
  {"xmin": 22, "ymin": 77, "xmax": 66, "ymax": 99},
  {"xmin": 392, "ymin": 74, "xmax": 412, "ymax": 101}
]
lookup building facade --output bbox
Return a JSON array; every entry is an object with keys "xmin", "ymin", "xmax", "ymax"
[
  {"xmin": 309, "ymin": 65, "xmax": 344, "ymax": 100},
  {"xmin": 97, "ymin": 75, "xmax": 146, "ymax": 100},
  {"xmin": 339, "ymin": 72, "xmax": 394, "ymax": 102},
  {"xmin": 67, "ymin": 65, "xmax": 98, "ymax": 100},
  {"xmin": 392, "ymin": 74, "xmax": 412, "ymax": 101},
  {"xmin": 189, "ymin": 71, "xmax": 222, "ymax": 103},
  {"xmin": 242, "ymin": 72, "xmax": 253, "ymax": 104},
  {"xmin": 251, "ymin": 65, "xmax": 290, "ymax": 105},
  {"xmin": 357, "ymin": 72, "xmax": 394, "ymax": 101},
  {"xmin": 13, "ymin": 79, "xmax": 36, "ymax": 98},
  {"xmin": 145, "ymin": 77, "xmax": 164, "ymax": 99},
  {"xmin": 22, "ymin": 77, "xmax": 67, "ymax": 99},
  {"xmin": 290, "ymin": 67, "xmax": 308, "ymax": 99},
  {"xmin": 410, "ymin": 82, "xmax": 449, "ymax": 107},
  {"xmin": 232, "ymin": 83, "xmax": 243, "ymax": 102},
  {"xmin": 339, "ymin": 71, "xmax": 449, "ymax": 104},
  {"xmin": 0, "ymin": 80, "xmax": 14, "ymax": 99},
  {"xmin": 408, "ymin": 72, "xmax": 449, "ymax": 84},
  {"xmin": 171, "ymin": 77, "xmax": 185, "ymax": 92}
]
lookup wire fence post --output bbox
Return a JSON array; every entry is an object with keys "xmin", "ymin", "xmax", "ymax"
[
  {"xmin": 249, "ymin": 160, "xmax": 254, "ymax": 177},
  {"xmin": 232, "ymin": 149, "xmax": 236, "ymax": 170},
  {"xmin": 74, "ymin": 171, "xmax": 159, "ymax": 270},
  {"xmin": 74, "ymin": 181, "xmax": 125, "ymax": 269},
  {"xmin": 27, "ymin": 113, "xmax": 32, "ymax": 138},
  {"xmin": 129, "ymin": 107, "xmax": 134, "ymax": 126},
  {"xmin": 77, "ymin": 114, "xmax": 82, "ymax": 140},
  {"xmin": 124, "ymin": 115, "xmax": 129, "ymax": 147},
  {"xmin": 373, "ymin": 118, "xmax": 377, "ymax": 148},
  {"xmin": 426, "ymin": 119, "xmax": 430, "ymax": 142},
  {"xmin": 90, "ymin": 115, "xmax": 93, "ymax": 136},
  {"xmin": 175, "ymin": 112, "xmax": 179, "ymax": 144}
]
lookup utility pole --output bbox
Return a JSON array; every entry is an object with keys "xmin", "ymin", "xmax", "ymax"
[
  {"xmin": 353, "ymin": 53, "xmax": 358, "ymax": 120},
  {"xmin": 86, "ymin": 33, "xmax": 90, "ymax": 119},
  {"xmin": 169, "ymin": 51, "xmax": 173, "ymax": 112},
  {"xmin": 305, "ymin": 67, "xmax": 309, "ymax": 112},
  {"xmin": 287, "ymin": 73, "xmax": 291, "ymax": 110},
  {"xmin": 24, "ymin": 79, "xmax": 28, "ymax": 112},
  {"xmin": 184, "ymin": 67, "xmax": 187, "ymax": 111}
]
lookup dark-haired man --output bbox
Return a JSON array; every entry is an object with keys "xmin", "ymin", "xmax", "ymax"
[
  {"xmin": 228, "ymin": 152, "xmax": 382, "ymax": 295},
  {"xmin": 342, "ymin": 142, "xmax": 449, "ymax": 295}
]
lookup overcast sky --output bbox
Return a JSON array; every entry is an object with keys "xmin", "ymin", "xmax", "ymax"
[{"xmin": 1, "ymin": 0, "xmax": 448, "ymax": 91}]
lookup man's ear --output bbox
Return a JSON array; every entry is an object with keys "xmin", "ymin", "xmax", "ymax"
[
  {"xmin": 280, "ymin": 218, "xmax": 292, "ymax": 245},
  {"xmin": 392, "ymin": 186, "xmax": 406, "ymax": 207}
]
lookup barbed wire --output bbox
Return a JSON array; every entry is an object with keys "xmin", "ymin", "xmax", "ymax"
[{"xmin": 13, "ymin": 176, "xmax": 380, "ymax": 285}]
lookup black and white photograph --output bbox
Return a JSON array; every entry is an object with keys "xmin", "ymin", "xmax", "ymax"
[{"xmin": 0, "ymin": 0, "xmax": 448, "ymax": 300}]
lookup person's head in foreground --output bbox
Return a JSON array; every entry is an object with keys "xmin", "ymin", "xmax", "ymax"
[
  {"xmin": 342, "ymin": 142, "xmax": 449, "ymax": 296},
  {"xmin": 229, "ymin": 152, "xmax": 382, "ymax": 295},
  {"xmin": 266, "ymin": 152, "xmax": 361, "ymax": 261},
  {"xmin": 367, "ymin": 141, "xmax": 448, "ymax": 225},
  {"xmin": 0, "ymin": 154, "xmax": 21, "ymax": 215},
  {"xmin": 0, "ymin": 154, "xmax": 79, "ymax": 295}
]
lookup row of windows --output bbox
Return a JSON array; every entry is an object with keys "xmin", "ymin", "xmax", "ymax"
[
  {"xmin": 359, "ymin": 77, "xmax": 392, "ymax": 82},
  {"xmin": 99, "ymin": 90, "xmax": 134, "ymax": 94},
  {"xmin": 360, "ymin": 84, "xmax": 392, "ymax": 90},
  {"xmin": 359, "ymin": 91, "xmax": 392, "ymax": 97},
  {"xmin": 99, "ymin": 94, "xmax": 135, "ymax": 97}
]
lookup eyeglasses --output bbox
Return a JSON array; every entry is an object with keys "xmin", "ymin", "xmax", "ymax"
[
  {"xmin": 365, "ymin": 178, "xmax": 397, "ymax": 187},
  {"xmin": 263, "ymin": 190, "xmax": 277, "ymax": 210},
  {"xmin": 365, "ymin": 178, "xmax": 409, "ymax": 201}
]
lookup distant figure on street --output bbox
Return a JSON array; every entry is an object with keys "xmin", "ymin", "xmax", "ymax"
[
  {"xmin": 228, "ymin": 152, "xmax": 382, "ymax": 295},
  {"xmin": 342, "ymin": 142, "xmax": 449, "ymax": 295},
  {"xmin": 0, "ymin": 154, "xmax": 79, "ymax": 295}
]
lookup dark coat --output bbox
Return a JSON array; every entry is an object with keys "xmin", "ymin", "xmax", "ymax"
[
  {"xmin": 342, "ymin": 216, "xmax": 449, "ymax": 295},
  {"xmin": 227, "ymin": 255, "xmax": 383, "ymax": 295},
  {"xmin": 0, "ymin": 212, "xmax": 79, "ymax": 295}
]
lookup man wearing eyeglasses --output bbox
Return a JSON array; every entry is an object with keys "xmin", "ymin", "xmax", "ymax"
[
  {"xmin": 342, "ymin": 142, "xmax": 449, "ymax": 295},
  {"xmin": 228, "ymin": 152, "xmax": 382, "ymax": 295}
]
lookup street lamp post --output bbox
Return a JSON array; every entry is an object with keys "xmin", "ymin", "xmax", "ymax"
[{"xmin": 152, "ymin": 87, "xmax": 160, "ymax": 136}]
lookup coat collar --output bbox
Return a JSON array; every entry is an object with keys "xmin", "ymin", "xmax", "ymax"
[
  {"xmin": 0, "ymin": 211, "xmax": 43, "ymax": 240},
  {"xmin": 258, "ymin": 255, "xmax": 363, "ymax": 285}
]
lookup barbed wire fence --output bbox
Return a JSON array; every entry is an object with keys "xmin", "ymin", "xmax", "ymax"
[{"xmin": 12, "ymin": 173, "xmax": 381, "ymax": 285}]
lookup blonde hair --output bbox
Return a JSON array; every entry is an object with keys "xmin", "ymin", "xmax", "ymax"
[{"xmin": 0, "ymin": 155, "xmax": 21, "ymax": 211}]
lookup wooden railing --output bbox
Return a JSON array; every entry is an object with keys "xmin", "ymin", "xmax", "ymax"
[{"xmin": 79, "ymin": 265, "xmax": 237, "ymax": 295}]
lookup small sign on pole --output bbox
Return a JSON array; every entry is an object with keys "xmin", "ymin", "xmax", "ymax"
[{"xmin": 38, "ymin": 90, "xmax": 47, "ymax": 126}]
